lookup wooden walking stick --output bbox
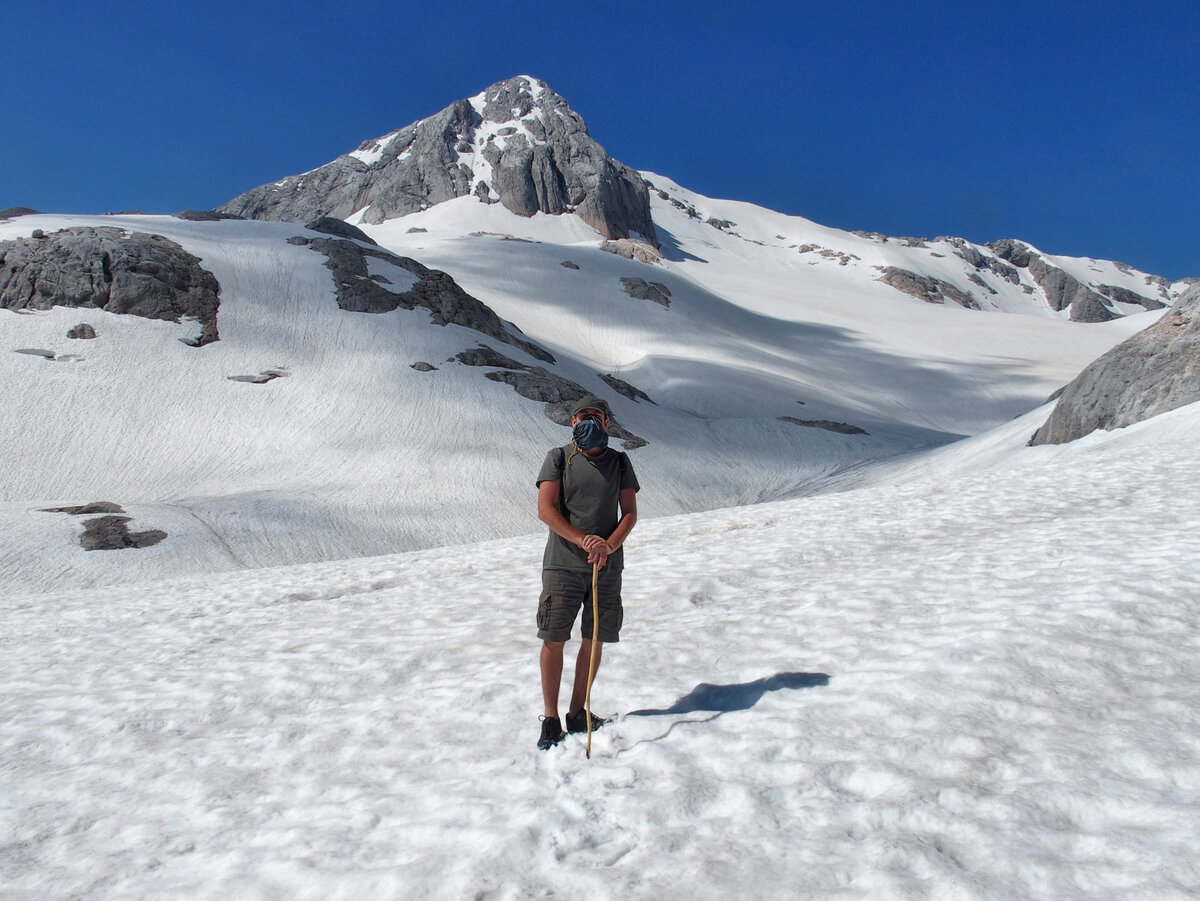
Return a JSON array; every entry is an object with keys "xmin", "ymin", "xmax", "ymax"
[{"xmin": 586, "ymin": 559, "xmax": 600, "ymax": 758}]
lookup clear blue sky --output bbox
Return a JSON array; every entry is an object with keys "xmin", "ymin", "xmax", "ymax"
[{"xmin": 2, "ymin": 0, "xmax": 1196, "ymax": 279}]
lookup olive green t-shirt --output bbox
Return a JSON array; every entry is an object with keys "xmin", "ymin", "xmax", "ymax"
[{"xmin": 536, "ymin": 443, "xmax": 640, "ymax": 572}]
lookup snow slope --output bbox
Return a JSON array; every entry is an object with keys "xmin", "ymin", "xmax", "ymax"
[
  {"xmin": 3, "ymin": 398, "xmax": 1197, "ymax": 899},
  {"xmin": 0, "ymin": 189, "xmax": 1172, "ymax": 594}
]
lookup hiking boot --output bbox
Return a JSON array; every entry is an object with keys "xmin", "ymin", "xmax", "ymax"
[
  {"xmin": 565, "ymin": 709, "xmax": 607, "ymax": 734},
  {"xmin": 538, "ymin": 716, "xmax": 566, "ymax": 750}
]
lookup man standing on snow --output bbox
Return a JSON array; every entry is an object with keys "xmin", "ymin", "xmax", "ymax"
[{"xmin": 535, "ymin": 396, "xmax": 640, "ymax": 750}]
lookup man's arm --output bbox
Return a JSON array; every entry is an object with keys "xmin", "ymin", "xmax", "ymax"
[
  {"xmin": 537, "ymin": 480, "xmax": 609, "ymax": 561},
  {"xmin": 604, "ymin": 487, "xmax": 639, "ymax": 555}
]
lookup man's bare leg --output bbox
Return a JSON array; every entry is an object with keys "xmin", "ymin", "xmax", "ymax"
[
  {"xmin": 540, "ymin": 640, "xmax": 565, "ymax": 719},
  {"xmin": 569, "ymin": 638, "xmax": 602, "ymax": 715}
]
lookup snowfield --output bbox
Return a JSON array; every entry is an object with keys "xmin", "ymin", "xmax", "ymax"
[
  {"xmin": 2, "ymin": 168, "xmax": 1197, "ymax": 897},
  {"xmin": 0, "ymin": 189, "xmax": 1171, "ymax": 594},
  {"xmin": 3, "ymin": 401, "xmax": 1198, "ymax": 899}
]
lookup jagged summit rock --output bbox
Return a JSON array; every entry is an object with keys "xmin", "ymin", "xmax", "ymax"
[{"xmin": 219, "ymin": 76, "xmax": 657, "ymax": 246}]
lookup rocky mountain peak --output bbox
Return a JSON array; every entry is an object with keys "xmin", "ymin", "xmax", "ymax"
[{"xmin": 219, "ymin": 76, "xmax": 656, "ymax": 246}]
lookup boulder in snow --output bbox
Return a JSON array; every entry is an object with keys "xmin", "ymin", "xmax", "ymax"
[{"xmin": 1030, "ymin": 285, "xmax": 1200, "ymax": 445}]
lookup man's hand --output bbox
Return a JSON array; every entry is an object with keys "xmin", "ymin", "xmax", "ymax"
[{"xmin": 580, "ymin": 534, "xmax": 612, "ymax": 568}]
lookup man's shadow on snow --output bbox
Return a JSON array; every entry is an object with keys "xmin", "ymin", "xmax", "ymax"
[{"xmin": 626, "ymin": 672, "xmax": 830, "ymax": 718}]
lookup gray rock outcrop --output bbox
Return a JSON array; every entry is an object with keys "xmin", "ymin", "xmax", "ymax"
[
  {"xmin": 1025, "ymin": 255, "xmax": 1114, "ymax": 322},
  {"xmin": 304, "ymin": 216, "xmax": 378, "ymax": 245},
  {"xmin": 41, "ymin": 501, "xmax": 126, "ymax": 515},
  {"xmin": 600, "ymin": 373, "xmax": 654, "ymax": 404},
  {"xmin": 1098, "ymin": 284, "xmax": 1166, "ymax": 311},
  {"xmin": 40, "ymin": 502, "xmax": 166, "ymax": 551},
  {"xmin": 988, "ymin": 239, "xmax": 1033, "ymax": 269},
  {"xmin": 220, "ymin": 76, "xmax": 657, "ymax": 246},
  {"xmin": 779, "ymin": 416, "xmax": 869, "ymax": 435},
  {"xmin": 296, "ymin": 233, "xmax": 554, "ymax": 363},
  {"xmin": 0, "ymin": 227, "xmax": 221, "ymax": 345},
  {"xmin": 172, "ymin": 210, "xmax": 244, "ymax": 222},
  {"xmin": 877, "ymin": 267, "xmax": 979, "ymax": 309},
  {"xmin": 600, "ymin": 239, "xmax": 662, "ymax": 264},
  {"xmin": 67, "ymin": 323, "xmax": 97, "ymax": 339},
  {"xmin": 79, "ymin": 515, "xmax": 168, "ymax": 551},
  {"xmin": 987, "ymin": 239, "xmax": 1169, "ymax": 322},
  {"xmin": 621, "ymin": 277, "xmax": 672, "ymax": 307},
  {"xmin": 1029, "ymin": 284, "xmax": 1200, "ymax": 445},
  {"xmin": 456, "ymin": 344, "xmax": 647, "ymax": 448}
]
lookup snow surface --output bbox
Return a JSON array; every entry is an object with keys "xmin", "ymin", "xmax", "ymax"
[
  {"xmin": 3, "ymin": 401, "xmax": 1198, "ymax": 899},
  {"xmin": 2, "ymin": 166, "xmax": 1199, "ymax": 897},
  {"xmin": 0, "ymin": 195, "xmax": 1167, "ymax": 596}
]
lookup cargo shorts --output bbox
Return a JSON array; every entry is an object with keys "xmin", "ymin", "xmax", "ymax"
[{"xmin": 537, "ymin": 568, "xmax": 623, "ymax": 642}]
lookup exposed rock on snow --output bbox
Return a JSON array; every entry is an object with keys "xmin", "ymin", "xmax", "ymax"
[
  {"xmin": 599, "ymin": 238, "xmax": 662, "ymax": 264},
  {"xmin": 967, "ymin": 272, "xmax": 998, "ymax": 295},
  {"xmin": 987, "ymin": 238, "xmax": 1169, "ymax": 321},
  {"xmin": 219, "ymin": 76, "xmax": 656, "ymax": 246},
  {"xmin": 456, "ymin": 345, "xmax": 648, "ymax": 448},
  {"xmin": 455, "ymin": 345, "xmax": 526, "ymax": 369},
  {"xmin": 41, "ymin": 501, "xmax": 126, "ymax": 515},
  {"xmin": 67, "ymin": 323, "xmax": 97, "ymax": 339},
  {"xmin": 0, "ymin": 207, "xmax": 40, "ymax": 220},
  {"xmin": 172, "ymin": 210, "xmax": 245, "ymax": 222},
  {"xmin": 621, "ymin": 277, "xmax": 671, "ymax": 307},
  {"xmin": 39, "ymin": 502, "xmax": 166, "ymax": 551},
  {"xmin": 877, "ymin": 267, "xmax": 979, "ymax": 309},
  {"xmin": 484, "ymin": 366, "xmax": 589, "ymax": 405},
  {"xmin": 304, "ymin": 216, "xmax": 377, "ymax": 246},
  {"xmin": 0, "ymin": 227, "xmax": 221, "ymax": 345},
  {"xmin": 79, "ymin": 515, "xmax": 167, "ymax": 551},
  {"xmin": 298, "ymin": 234, "xmax": 554, "ymax": 363},
  {"xmin": 780, "ymin": 416, "xmax": 869, "ymax": 435},
  {"xmin": 988, "ymin": 239, "xmax": 1033, "ymax": 269},
  {"xmin": 1098, "ymin": 283, "xmax": 1166, "ymax": 310},
  {"xmin": 1030, "ymin": 285, "xmax": 1200, "ymax": 445},
  {"xmin": 1026, "ymin": 255, "xmax": 1115, "ymax": 322},
  {"xmin": 798, "ymin": 244, "xmax": 860, "ymax": 266},
  {"xmin": 600, "ymin": 372, "xmax": 655, "ymax": 404}
]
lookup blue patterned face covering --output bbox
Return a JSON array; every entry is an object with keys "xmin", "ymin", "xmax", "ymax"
[{"xmin": 572, "ymin": 417, "xmax": 608, "ymax": 451}]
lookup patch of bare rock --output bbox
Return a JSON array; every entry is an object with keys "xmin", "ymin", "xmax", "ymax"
[
  {"xmin": 455, "ymin": 345, "xmax": 647, "ymax": 449},
  {"xmin": 294, "ymin": 218, "xmax": 554, "ymax": 364},
  {"xmin": 621, "ymin": 277, "xmax": 671, "ymax": 308},
  {"xmin": 40, "ymin": 502, "xmax": 167, "ymax": 551},
  {"xmin": 1029, "ymin": 284, "xmax": 1200, "ymax": 445},
  {"xmin": 600, "ymin": 239, "xmax": 662, "ymax": 265},
  {"xmin": 0, "ymin": 226, "xmax": 221, "ymax": 345},
  {"xmin": 779, "ymin": 416, "xmax": 869, "ymax": 435},
  {"xmin": 876, "ymin": 267, "xmax": 979, "ymax": 309}
]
